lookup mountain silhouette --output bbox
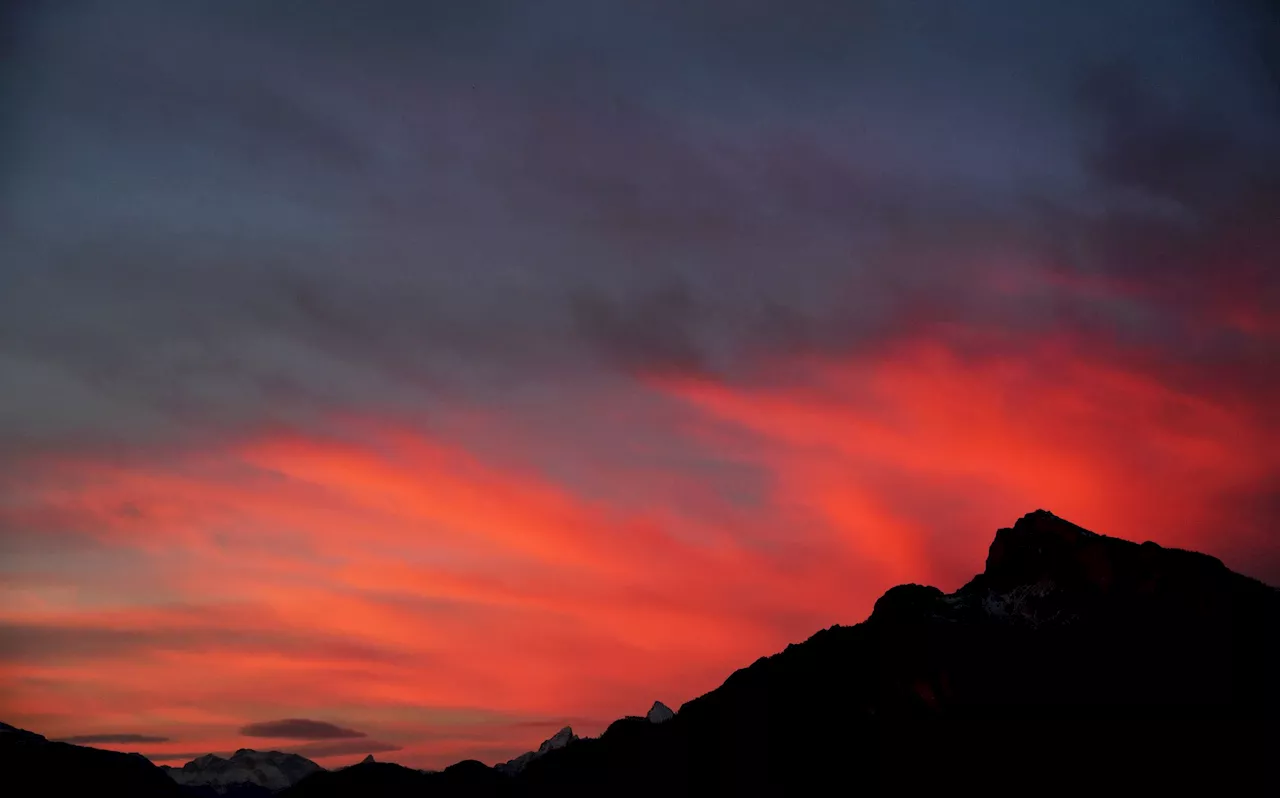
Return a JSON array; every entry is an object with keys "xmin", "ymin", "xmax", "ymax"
[
  {"xmin": 0, "ymin": 722, "xmax": 184, "ymax": 797},
  {"xmin": 6, "ymin": 510, "xmax": 1276, "ymax": 797}
]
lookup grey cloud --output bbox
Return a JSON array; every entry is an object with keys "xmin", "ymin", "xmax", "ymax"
[
  {"xmin": 570, "ymin": 282, "xmax": 707, "ymax": 375},
  {"xmin": 0, "ymin": 621, "xmax": 409, "ymax": 666},
  {"xmin": 240, "ymin": 719, "xmax": 366, "ymax": 740},
  {"xmin": 143, "ymin": 751, "xmax": 231, "ymax": 763},
  {"xmin": 1025, "ymin": 61, "xmax": 1280, "ymax": 396},
  {"xmin": 57, "ymin": 733, "xmax": 170, "ymax": 744},
  {"xmin": 1, "ymin": 0, "xmax": 1276, "ymax": 449},
  {"xmin": 0, "ymin": 625, "xmax": 173, "ymax": 662}
]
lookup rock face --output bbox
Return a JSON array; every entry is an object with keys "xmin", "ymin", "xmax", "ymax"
[
  {"xmin": 495, "ymin": 726, "xmax": 577, "ymax": 775},
  {"xmin": 161, "ymin": 749, "xmax": 322, "ymax": 794},
  {"xmin": 645, "ymin": 702, "xmax": 674, "ymax": 724}
]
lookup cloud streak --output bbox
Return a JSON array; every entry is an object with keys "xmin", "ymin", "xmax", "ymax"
[
  {"xmin": 57, "ymin": 733, "xmax": 170, "ymax": 744},
  {"xmin": 290, "ymin": 739, "xmax": 401, "ymax": 758},
  {"xmin": 239, "ymin": 720, "xmax": 366, "ymax": 740}
]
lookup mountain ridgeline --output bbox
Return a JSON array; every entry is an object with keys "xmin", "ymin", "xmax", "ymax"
[{"xmin": 4, "ymin": 510, "xmax": 1276, "ymax": 796}]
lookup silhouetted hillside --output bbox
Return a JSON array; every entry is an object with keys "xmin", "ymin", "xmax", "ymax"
[
  {"xmin": 0, "ymin": 722, "xmax": 184, "ymax": 797},
  {"xmin": 9, "ymin": 511, "xmax": 1278, "ymax": 797},
  {"xmin": 283, "ymin": 758, "xmax": 507, "ymax": 798},
  {"xmin": 527, "ymin": 509, "xmax": 1278, "ymax": 796}
]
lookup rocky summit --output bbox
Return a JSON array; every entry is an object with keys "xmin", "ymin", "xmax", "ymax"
[{"xmin": 645, "ymin": 702, "xmax": 674, "ymax": 724}]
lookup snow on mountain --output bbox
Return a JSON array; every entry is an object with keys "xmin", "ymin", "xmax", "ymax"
[
  {"xmin": 496, "ymin": 726, "xmax": 577, "ymax": 775},
  {"xmin": 535, "ymin": 726, "xmax": 575, "ymax": 754},
  {"xmin": 161, "ymin": 749, "xmax": 322, "ymax": 793}
]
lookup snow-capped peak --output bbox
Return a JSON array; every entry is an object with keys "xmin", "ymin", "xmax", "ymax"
[
  {"xmin": 161, "ymin": 748, "xmax": 322, "ymax": 793},
  {"xmin": 537, "ymin": 726, "xmax": 575, "ymax": 754},
  {"xmin": 496, "ymin": 726, "xmax": 578, "ymax": 775}
]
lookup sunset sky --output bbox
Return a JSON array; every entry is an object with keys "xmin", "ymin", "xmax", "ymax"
[{"xmin": 2, "ymin": 0, "xmax": 1278, "ymax": 770}]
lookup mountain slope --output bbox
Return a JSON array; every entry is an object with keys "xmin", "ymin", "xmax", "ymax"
[
  {"xmin": 517, "ymin": 510, "xmax": 1278, "ymax": 796},
  {"xmin": 0, "ymin": 722, "xmax": 185, "ymax": 798}
]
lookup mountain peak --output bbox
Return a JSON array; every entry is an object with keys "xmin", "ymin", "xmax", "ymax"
[
  {"xmin": 360, "ymin": 754, "xmax": 375, "ymax": 764},
  {"xmin": 646, "ymin": 701, "xmax": 675, "ymax": 723},
  {"xmin": 497, "ymin": 725, "xmax": 578, "ymax": 774},
  {"xmin": 982, "ymin": 508, "xmax": 1233, "ymax": 599},
  {"xmin": 536, "ymin": 726, "xmax": 575, "ymax": 755}
]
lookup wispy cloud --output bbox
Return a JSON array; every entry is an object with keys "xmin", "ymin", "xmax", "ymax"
[
  {"xmin": 57, "ymin": 733, "xmax": 170, "ymax": 744},
  {"xmin": 240, "ymin": 719, "xmax": 366, "ymax": 740},
  {"xmin": 290, "ymin": 739, "xmax": 401, "ymax": 758}
]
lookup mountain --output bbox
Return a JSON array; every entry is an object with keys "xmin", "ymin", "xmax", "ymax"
[
  {"xmin": 282, "ymin": 757, "xmax": 507, "ymax": 798},
  {"xmin": 645, "ymin": 702, "xmax": 674, "ymax": 724},
  {"xmin": 515, "ymin": 510, "xmax": 1278, "ymax": 796},
  {"xmin": 160, "ymin": 749, "xmax": 322, "ymax": 796},
  {"xmin": 8, "ymin": 510, "xmax": 1278, "ymax": 797},
  {"xmin": 496, "ymin": 726, "xmax": 578, "ymax": 775},
  {"xmin": 0, "ymin": 722, "xmax": 184, "ymax": 797}
]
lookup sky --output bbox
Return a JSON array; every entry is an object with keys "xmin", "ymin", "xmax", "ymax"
[{"xmin": 1, "ymin": 0, "xmax": 1278, "ymax": 770}]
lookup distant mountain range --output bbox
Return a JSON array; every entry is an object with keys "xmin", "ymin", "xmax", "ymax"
[
  {"xmin": 5, "ymin": 510, "xmax": 1276, "ymax": 796},
  {"xmin": 160, "ymin": 749, "xmax": 322, "ymax": 796}
]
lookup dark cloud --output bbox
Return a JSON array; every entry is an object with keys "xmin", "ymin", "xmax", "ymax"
[
  {"xmin": 571, "ymin": 282, "xmax": 707, "ymax": 375},
  {"xmin": 57, "ymin": 733, "xmax": 170, "ymax": 744},
  {"xmin": 0, "ymin": 620, "xmax": 409, "ymax": 666},
  {"xmin": 143, "ymin": 751, "xmax": 232, "ymax": 763},
  {"xmin": 239, "ymin": 719, "xmax": 366, "ymax": 740},
  {"xmin": 0, "ymin": 0, "xmax": 1276, "ymax": 449},
  {"xmin": 1022, "ymin": 59, "xmax": 1280, "ymax": 402},
  {"xmin": 289, "ymin": 739, "xmax": 402, "ymax": 758},
  {"xmin": 0, "ymin": 625, "xmax": 174, "ymax": 662}
]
